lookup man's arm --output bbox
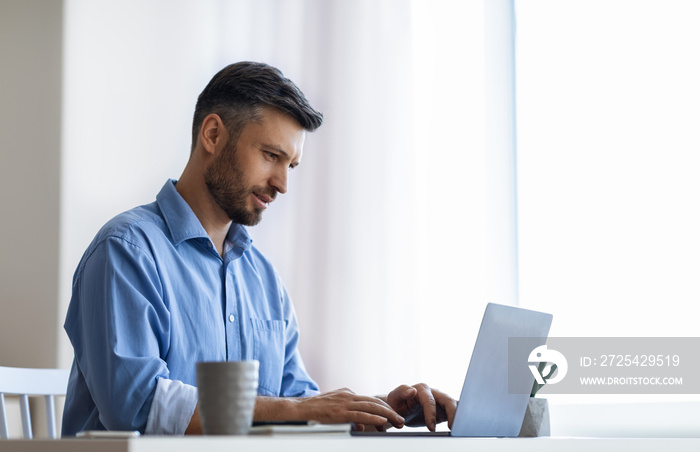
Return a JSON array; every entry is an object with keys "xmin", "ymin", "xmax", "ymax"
[
  {"xmin": 185, "ymin": 388, "xmax": 406, "ymax": 434},
  {"xmin": 185, "ymin": 405, "xmax": 202, "ymax": 434},
  {"xmin": 66, "ymin": 236, "xmax": 170, "ymax": 433}
]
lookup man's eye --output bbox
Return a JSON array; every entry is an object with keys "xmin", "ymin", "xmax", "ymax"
[{"xmin": 265, "ymin": 151, "xmax": 278, "ymax": 161}]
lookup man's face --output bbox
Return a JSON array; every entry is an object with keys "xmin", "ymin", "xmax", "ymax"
[{"xmin": 204, "ymin": 107, "xmax": 306, "ymax": 226}]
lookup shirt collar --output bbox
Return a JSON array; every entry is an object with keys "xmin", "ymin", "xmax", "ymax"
[
  {"xmin": 156, "ymin": 179, "xmax": 253, "ymax": 253},
  {"xmin": 224, "ymin": 220, "xmax": 254, "ymax": 257}
]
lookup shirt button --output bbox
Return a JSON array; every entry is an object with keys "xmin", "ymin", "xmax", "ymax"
[{"xmin": 228, "ymin": 314, "xmax": 235, "ymax": 323}]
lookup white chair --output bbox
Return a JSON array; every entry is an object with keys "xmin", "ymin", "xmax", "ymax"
[{"xmin": 0, "ymin": 366, "xmax": 70, "ymax": 439}]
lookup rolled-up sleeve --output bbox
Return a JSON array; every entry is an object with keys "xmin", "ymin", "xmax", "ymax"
[{"xmin": 145, "ymin": 378, "xmax": 198, "ymax": 435}]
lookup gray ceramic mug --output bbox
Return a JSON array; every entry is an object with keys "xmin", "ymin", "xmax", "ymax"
[{"xmin": 196, "ymin": 360, "xmax": 259, "ymax": 435}]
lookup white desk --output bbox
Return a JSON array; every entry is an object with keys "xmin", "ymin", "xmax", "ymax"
[{"xmin": 3, "ymin": 436, "xmax": 700, "ymax": 452}]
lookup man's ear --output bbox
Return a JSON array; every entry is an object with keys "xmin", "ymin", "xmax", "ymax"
[{"xmin": 198, "ymin": 113, "xmax": 228, "ymax": 155}]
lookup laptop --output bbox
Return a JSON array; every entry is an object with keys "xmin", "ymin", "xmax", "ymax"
[{"xmin": 352, "ymin": 303, "xmax": 552, "ymax": 437}]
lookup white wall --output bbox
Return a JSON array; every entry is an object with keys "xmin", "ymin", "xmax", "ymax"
[
  {"xmin": 0, "ymin": 0, "xmax": 63, "ymax": 369},
  {"xmin": 516, "ymin": 0, "xmax": 700, "ymax": 437},
  {"xmin": 517, "ymin": 0, "xmax": 700, "ymax": 338},
  {"xmin": 58, "ymin": 0, "xmax": 232, "ymax": 366},
  {"xmin": 0, "ymin": 0, "xmax": 64, "ymax": 439}
]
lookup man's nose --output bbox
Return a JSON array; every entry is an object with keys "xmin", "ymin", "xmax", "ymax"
[{"xmin": 270, "ymin": 167, "xmax": 288, "ymax": 194}]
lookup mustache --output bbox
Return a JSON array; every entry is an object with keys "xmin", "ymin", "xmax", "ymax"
[{"xmin": 252, "ymin": 187, "xmax": 277, "ymax": 202}]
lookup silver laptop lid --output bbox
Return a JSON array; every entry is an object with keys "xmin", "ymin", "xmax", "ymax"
[{"xmin": 451, "ymin": 303, "xmax": 552, "ymax": 437}]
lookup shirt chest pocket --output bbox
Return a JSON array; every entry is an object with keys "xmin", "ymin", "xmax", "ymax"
[{"xmin": 249, "ymin": 318, "xmax": 286, "ymax": 396}]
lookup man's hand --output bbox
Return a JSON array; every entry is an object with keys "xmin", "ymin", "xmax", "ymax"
[
  {"xmin": 384, "ymin": 383, "xmax": 457, "ymax": 431},
  {"xmin": 254, "ymin": 388, "xmax": 405, "ymax": 431}
]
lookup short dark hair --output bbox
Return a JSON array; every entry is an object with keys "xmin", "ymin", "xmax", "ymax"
[{"xmin": 191, "ymin": 61, "xmax": 323, "ymax": 151}]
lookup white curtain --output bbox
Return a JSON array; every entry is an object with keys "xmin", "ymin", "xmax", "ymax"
[
  {"xmin": 60, "ymin": 0, "xmax": 517, "ymax": 399},
  {"xmin": 230, "ymin": 0, "xmax": 420, "ymax": 393},
  {"xmin": 516, "ymin": 0, "xmax": 700, "ymax": 339},
  {"xmin": 515, "ymin": 0, "xmax": 700, "ymax": 436}
]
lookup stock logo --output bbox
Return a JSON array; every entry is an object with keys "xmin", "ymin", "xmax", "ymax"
[{"xmin": 528, "ymin": 345, "xmax": 568, "ymax": 385}]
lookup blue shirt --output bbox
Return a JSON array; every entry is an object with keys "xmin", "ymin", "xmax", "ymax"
[{"xmin": 62, "ymin": 180, "xmax": 319, "ymax": 436}]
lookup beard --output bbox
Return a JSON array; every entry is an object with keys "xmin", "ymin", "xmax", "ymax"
[{"xmin": 204, "ymin": 140, "xmax": 274, "ymax": 226}]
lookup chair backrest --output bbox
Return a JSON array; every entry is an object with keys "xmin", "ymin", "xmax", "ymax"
[{"xmin": 0, "ymin": 366, "xmax": 70, "ymax": 439}]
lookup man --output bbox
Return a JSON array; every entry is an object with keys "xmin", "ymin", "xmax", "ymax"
[{"xmin": 62, "ymin": 62, "xmax": 456, "ymax": 436}]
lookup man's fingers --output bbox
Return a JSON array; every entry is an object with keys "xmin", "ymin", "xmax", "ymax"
[
  {"xmin": 412, "ymin": 383, "xmax": 438, "ymax": 431},
  {"xmin": 349, "ymin": 400, "xmax": 404, "ymax": 426},
  {"xmin": 347, "ymin": 394, "xmax": 404, "ymax": 423},
  {"xmin": 384, "ymin": 383, "xmax": 458, "ymax": 431},
  {"xmin": 399, "ymin": 385, "xmax": 417, "ymax": 399},
  {"xmin": 447, "ymin": 402, "xmax": 457, "ymax": 429},
  {"xmin": 404, "ymin": 383, "xmax": 457, "ymax": 431},
  {"xmin": 297, "ymin": 388, "xmax": 404, "ymax": 428},
  {"xmin": 348, "ymin": 412, "xmax": 389, "ymax": 427},
  {"xmin": 433, "ymin": 390, "xmax": 458, "ymax": 429}
]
